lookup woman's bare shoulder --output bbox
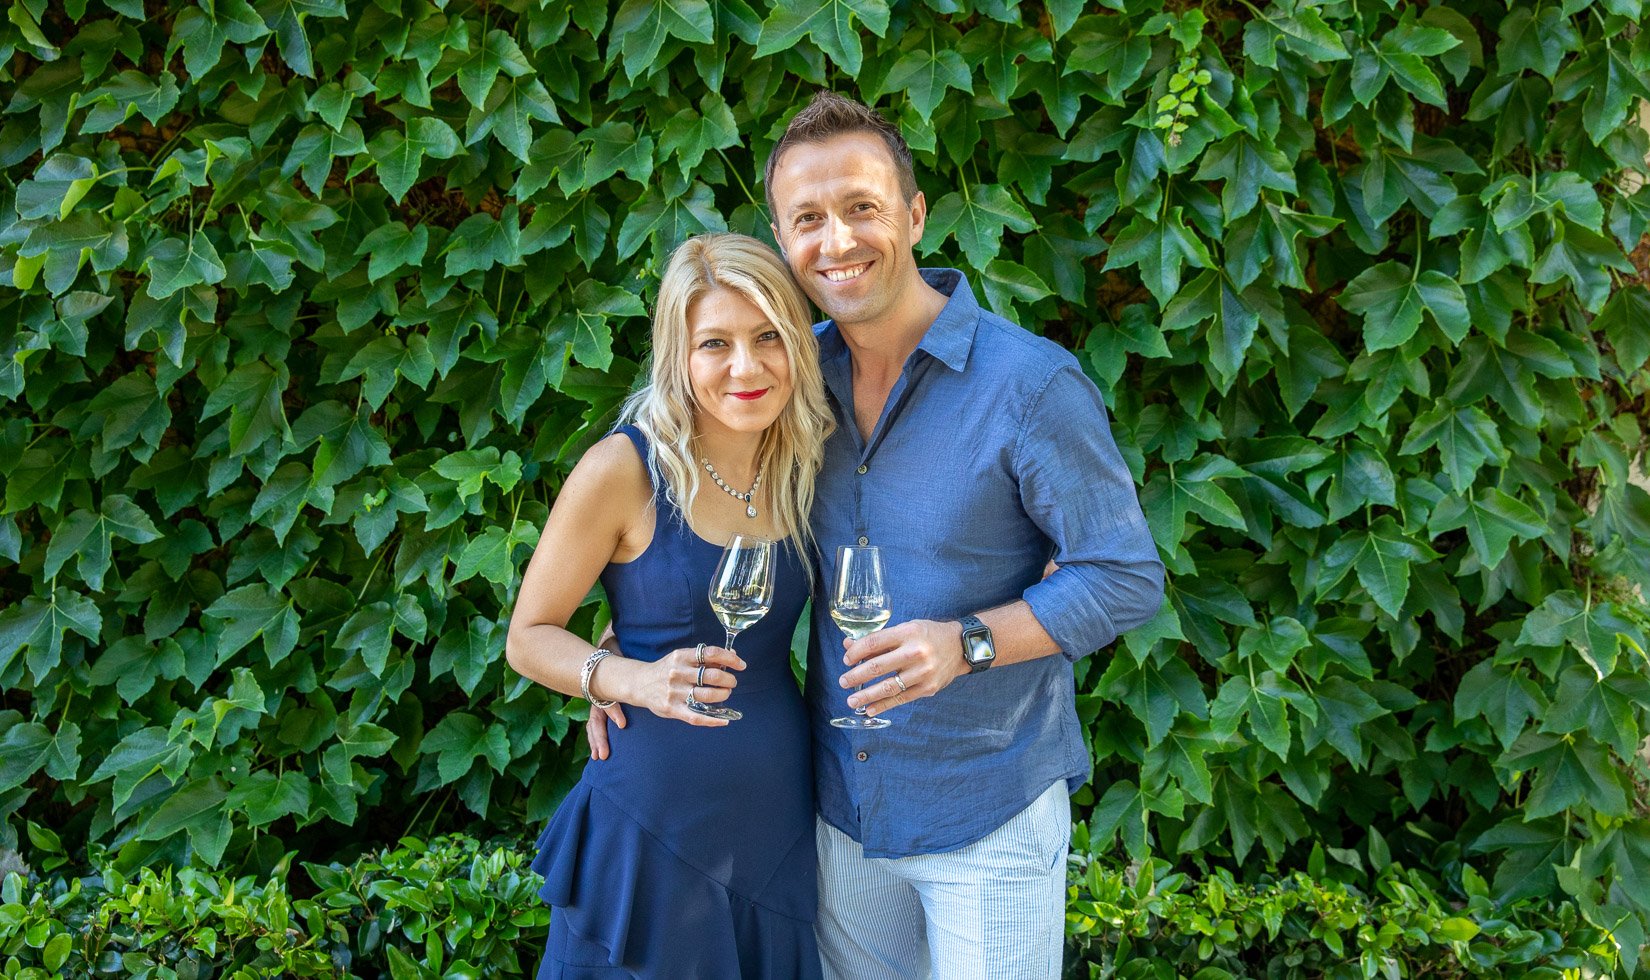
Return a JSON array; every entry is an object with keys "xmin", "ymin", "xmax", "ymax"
[{"xmin": 561, "ymin": 432, "xmax": 652, "ymax": 505}]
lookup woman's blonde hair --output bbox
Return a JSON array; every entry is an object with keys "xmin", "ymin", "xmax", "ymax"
[{"xmin": 618, "ymin": 233, "xmax": 833, "ymax": 552}]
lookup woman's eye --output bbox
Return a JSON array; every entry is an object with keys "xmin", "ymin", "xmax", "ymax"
[
  {"xmin": 758, "ymin": 331, "xmax": 781, "ymax": 343},
  {"xmin": 699, "ymin": 339, "xmax": 725, "ymax": 350}
]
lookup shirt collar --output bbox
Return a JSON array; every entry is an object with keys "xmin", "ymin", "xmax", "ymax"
[{"xmin": 814, "ymin": 268, "xmax": 979, "ymax": 373}]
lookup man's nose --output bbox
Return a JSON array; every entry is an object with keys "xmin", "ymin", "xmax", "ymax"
[{"xmin": 823, "ymin": 213, "xmax": 855, "ymax": 256}]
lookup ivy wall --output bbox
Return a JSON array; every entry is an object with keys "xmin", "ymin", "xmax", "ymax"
[{"xmin": 2, "ymin": 0, "xmax": 1649, "ymax": 967}]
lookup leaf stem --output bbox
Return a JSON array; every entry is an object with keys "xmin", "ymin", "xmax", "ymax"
[{"xmin": 718, "ymin": 148, "xmax": 762, "ymax": 214}]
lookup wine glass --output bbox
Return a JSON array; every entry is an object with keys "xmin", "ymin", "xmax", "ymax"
[
  {"xmin": 690, "ymin": 534, "xmax": 775, "ymax": 721},
  {"xmin": 829, "ymin": 545, "xmax": 892, "ymax": 730}
]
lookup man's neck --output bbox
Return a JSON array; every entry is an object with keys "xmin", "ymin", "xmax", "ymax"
[{"xmin": 837, "ymin": 272, "xmax": 950, "ymax": 376}]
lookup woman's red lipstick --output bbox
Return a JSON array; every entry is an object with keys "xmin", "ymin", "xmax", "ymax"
[{"xmin": 731, "ymin": 389, "xmax": 769, "ymax": 400}]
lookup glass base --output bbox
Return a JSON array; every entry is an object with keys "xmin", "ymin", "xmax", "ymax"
[
  {"xmin": 830, "ymin": 715, "xmax": 890, "ymax": 729},
  {"xmin": 687, "ymin": 699, "xmax": 742, "ymax": 721}
]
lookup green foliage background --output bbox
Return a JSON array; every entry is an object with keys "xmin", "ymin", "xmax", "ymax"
[{"xmin": 3, "ymin": 0, "xmax": 1650, "ymax": 968}]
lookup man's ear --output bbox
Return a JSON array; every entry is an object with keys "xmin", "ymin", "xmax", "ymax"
[
  {"xmin": 909, "ymin": 191, "xmax": 928, "ymax": 242},
  {"xmin": 770, "ymin": 223, "xmax": 786, "ymax": 258}
]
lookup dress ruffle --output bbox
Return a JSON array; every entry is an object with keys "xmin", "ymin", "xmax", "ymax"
[{"xmin": 532, "ymin": 781, "xmax": 821, "ymax": 980}]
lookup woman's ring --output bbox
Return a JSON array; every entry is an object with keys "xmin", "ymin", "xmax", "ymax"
[
  {"xmin": 893, "ymin": 671, "xmax": 907, "ymax": 693},
  {"xmin": 694, "ymin": 643, "xmax": 706, "ymax": 667},
  {"xmin": 696, "ymin": 665, "xmax": 707, "ymax": 687}
]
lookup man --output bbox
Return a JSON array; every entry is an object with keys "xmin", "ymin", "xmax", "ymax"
[{"xmin": 761, "ymin": 92, "xmax": 1164, "ymax": 978}]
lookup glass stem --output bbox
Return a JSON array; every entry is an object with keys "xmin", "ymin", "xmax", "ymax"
[
  {"xmin": 724, "ymin": 629, "xmax": 737, "ymax": 654},
  {"xmin": 854, "ymin": 683, "xmax": 869, "ymax": 715}
]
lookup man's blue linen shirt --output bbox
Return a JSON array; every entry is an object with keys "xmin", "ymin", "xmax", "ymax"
[{"xmin": 806, "ymin": 269, "xmax": 1165, "ymax": 860}]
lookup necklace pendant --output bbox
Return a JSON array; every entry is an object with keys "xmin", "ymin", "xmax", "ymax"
[{"xmin": 746, "ymin": 504, "xmax": 758, "ymax": 518}]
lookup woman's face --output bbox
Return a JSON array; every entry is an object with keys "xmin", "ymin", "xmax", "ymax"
[{"xmin": 686, "ymin": 286, "xmax": 794, "ymax": 443}]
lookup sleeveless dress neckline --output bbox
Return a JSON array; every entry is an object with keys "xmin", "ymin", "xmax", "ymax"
[{"xmin": 531, "ymin": 424, "xmax": 821, "ymax": 979}]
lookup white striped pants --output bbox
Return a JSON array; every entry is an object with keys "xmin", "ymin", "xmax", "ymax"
[{"xmin": 814, "ymin": 780, "xmax": 1070, "ymax": 980}]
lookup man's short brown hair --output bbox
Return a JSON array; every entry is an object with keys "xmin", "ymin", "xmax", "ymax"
[{"xmin": 763, "ymin": 90, "xmax": 919, "ymax": 223}]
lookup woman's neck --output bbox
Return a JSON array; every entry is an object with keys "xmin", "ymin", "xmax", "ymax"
[{"xmin": 695, "ymin": 427, "xmax": 765, "ymax": 486}]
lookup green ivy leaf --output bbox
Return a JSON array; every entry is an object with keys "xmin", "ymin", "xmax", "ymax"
[
  {"xmin": 1338, "ymin": 262, "xmax": 1469, "ymax": 351},
  {"xmin": 1499, "ymin": 730, "xmax": 1630, "ymax": 818},
  {"xmin": 1210, "ymin": 670, "xmax": 1313, "ymax": 759},
  {"xmin": 1242, "ymin": 3, "xmax": 1350, "ymax": 69},
  {"xmin": 610, "ymin": 0, "xmax": 715, "ymax": 79},
  {"xmin": 367, "ymin": 118, "xmax": 461, "ymax": 203},
  {"xmin": 1495, "ymin": 4, "xmax": 1578, "ymax": 80},
  {"xmin": 255, "ymin": 0, "xmax": 347, "ymax": 77},
  {"xmin": 167, "ymin": 0, "xmax": 269, "ymax": 80},
  {"xmin": 228, "ymin": 769, "xmax": 313, "ymax": 825},
  {"xmin": 1302, "ymin": 675, "xmax": 1388, "ymax": 768},
  {"xmin": 355, "ymin": 222, "xmax": 430, "ymax": 282},
  {"xmin": 1517, "ymin": 591, "xmax": 1632, "ymax": 678},
  {"xmin": 1594, "ymin": 285, "xmax": 1650, "ymax": 376},
  {"xmin": 1399, "ymin": 401, "xmax": 1505, "ymax": 492},
  {"xmin": 204, "ymin": 584, "xmax": 300, "ymax": 667},
  {"xmin": 145, "ymin": 232, "xmax": 227, "ymax": 299},
  {"xmin": 1193, "ymin": 131, "xmax": 1297, "ymax": 221},
  {"xmin": 1530, "ymin": 219, "xmax": 1634, "ymax": 313},
  {"xmin": 615, "ymin": 181, "xmax": 726, "ymax": 260},
  {"xmin": 754, "ymin": 0, "xmax": 890, "ymax": 76},
  {"xmin": 885, "ymin": 46, "xmax": 973, "ymax": 120},
  {"xmin": 41, "ymin": 495, "xmax": 161, "ymax": 591},
  {"xmin": 422, "ymin": 712, "xmax": 512, "ymax": 784},
  {"xmin": 658, "ymin": 94, "xmax": 738, "ymax": 175},
  {"xmin": 0, "ymin": 589, "xmax": 102, "ymax": 683},
  {"xmin": 921, "ymin": 184, "xmax": 1038, "ymax": 271},
  {"xmin": 1102, "ymin": 206, "xmax": 1211, "ymax": 306},
  {"xmin": 1454, "ymin": 660, "xmax": 1546, "ymax": 750},
  {"xmin": 0, "ymin": 721, "xmax": 81, "ymax": 793},
  {"xmin": 1098, "ymin": 650, "xmax": 1210, "ymax": 747},
  {"xmin": 1428, "ymin": 488, "xmax": 1545, "ymax": 568},
  {"xmin": 1541, "ymin": 664, "xmax": 1648, "ymax": 759}
]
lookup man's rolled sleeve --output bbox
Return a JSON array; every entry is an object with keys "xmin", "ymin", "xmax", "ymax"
[{"xmin": 1014, "ymin": 362, "xmax": 1165, "ymax": 660}]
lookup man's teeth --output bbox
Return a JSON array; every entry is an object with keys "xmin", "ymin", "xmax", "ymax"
[{"xmin": 825, "ymin": 265, "xmax": 868, "ymax": 282}]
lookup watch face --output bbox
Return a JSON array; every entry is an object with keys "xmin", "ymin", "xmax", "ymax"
[{"xmin": 965, "ymin": 634, "xmax": 992, "ymax": 663}]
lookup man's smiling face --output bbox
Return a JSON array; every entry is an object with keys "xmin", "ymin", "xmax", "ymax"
[{"xmin": 768, "ymin": 131, "xmax": 927, "ymax": 332}]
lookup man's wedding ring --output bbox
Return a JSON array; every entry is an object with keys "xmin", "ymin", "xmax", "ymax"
[{"xmin": 893, "ymin": 672, "xmax": 907, "ymax": 693}]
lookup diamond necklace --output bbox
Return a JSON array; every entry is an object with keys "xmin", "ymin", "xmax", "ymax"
[{"xmin": 701, "ymin": 456, "xmax": 764, "ymax": 519}]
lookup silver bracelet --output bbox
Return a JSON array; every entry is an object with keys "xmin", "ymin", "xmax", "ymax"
[{"xmin": 580, "ymin": 649, "xmax": 617, "ymax": 708}]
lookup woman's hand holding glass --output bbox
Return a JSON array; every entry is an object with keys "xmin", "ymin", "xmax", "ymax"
[{"xmin": 597, "ymin": 644, "xmax": 746, "ymax": 729}]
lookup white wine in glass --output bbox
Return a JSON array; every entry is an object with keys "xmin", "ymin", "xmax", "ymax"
[
  {"xmin": 830, "ymin": 545, "xmax": 892, "ymax": 730},
  {"xmin": 690, "ymin": 534, "xmax": 775, "ymax": 721}
]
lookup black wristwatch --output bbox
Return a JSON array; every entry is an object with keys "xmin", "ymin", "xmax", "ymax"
[{"xmin": 959, "ymin": 615, "xmax": 995, "ymax": 673}]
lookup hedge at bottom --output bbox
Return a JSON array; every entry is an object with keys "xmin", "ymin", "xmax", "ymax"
[{"xmin": 0, "ymin": 827, "xmax": 1626, "ymax": 980}]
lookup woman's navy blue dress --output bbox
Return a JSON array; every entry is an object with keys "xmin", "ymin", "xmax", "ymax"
[{"xmin": 532, "ymin": 425, "xmax": 820, "ymax": 979}]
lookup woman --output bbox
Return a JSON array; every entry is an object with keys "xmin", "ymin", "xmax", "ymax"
[{"xmin": 506, "ymin": 232, "xmax": 833, "ymax": 978}]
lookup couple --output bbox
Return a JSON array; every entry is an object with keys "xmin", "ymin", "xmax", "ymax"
[{"xmin": 505, "ymin": 91, "xmax": 1164, "ymax": 979}]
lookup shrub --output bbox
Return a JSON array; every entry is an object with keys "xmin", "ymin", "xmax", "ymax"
[{"xmin": 0, "ymin": 833, "xmax": 1622, "ymax": 978}]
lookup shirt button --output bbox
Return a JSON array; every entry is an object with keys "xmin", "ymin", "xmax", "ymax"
[
  {"xmin": 855, "ymin": 751, "xmax": 869, "ymax": 762},
  {"xmin": 857, "ymin": 535, "xmax": 868, "ymax": 546},
  {"xmin": 856, "ymin": 464, "xmax": 868, "ymax": 475}
]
